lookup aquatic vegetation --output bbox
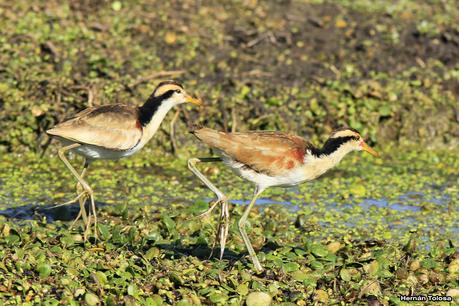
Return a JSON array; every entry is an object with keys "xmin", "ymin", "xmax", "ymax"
[
  {"xmin": 0, "ymin": 147, "xmax": 457, "ymax": 304},
  {"xmin": 0, "ymin": 0, "xmax": 458, "ymax": 304}
]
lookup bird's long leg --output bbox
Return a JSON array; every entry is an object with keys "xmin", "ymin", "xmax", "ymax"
[
  {"xmin": 69, "ymin": 159, "xmax": 90, "ymax": 230},
  {"xmin": 238, "ymin": 186, "xmax": 265, "ymax": 272},
  {"xmin": 89, "ymin": 186, "xmax": 98, "ymax": 240},
  {"xmin": 188, "ymin": 157, "xmax": 229, "ymax": 259},
  {"xmin": 77, "ymin": 161, "xmax": 98, "ymax": 241},
  {"xmin": 58, "ymin": 144, "xmax": 96, "ymax": 240},
  {"xmin": 47, "ymin": 158, "xmax": 89, "ymax": 217},
  {"xmin": 218, "ymin": 198, "xmax": 230, "ymax": 260},
  {"xmin": 49, "ymin": 156, "xmax": 89, "ymax": 228}
]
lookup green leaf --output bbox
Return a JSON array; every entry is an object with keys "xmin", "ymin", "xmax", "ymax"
[
  {"xmin": 291, "ymin": 270, "xmax": 308, "ymax": 282},
  {"xmin": 236, "ymin": 283, "xmax": 249, "ymax": 295},
  {"xmin": 85, "ymin": 292, "xmax": 100, "ymax": 306},
  {"xmin": 5, "ymin": 234, "xmax": 21, "ymax": 245},
  {"xmin": 94, "ymin": 271, "xmax": 107, "ymax": 286},
  {"xmin": 349, "ymin": 184, "xmax": 367, "ymax": 197},
  {"xmin": 340, "ymin": 268, "xmax": 352, "ymax": 281},
  {"xmin": 98, "ymin": 224, "xmax": 110, "ymax": 240},
  {"xmin": 162, "ymin": 215, "xmax": 176, "ymax": 233},
  {"xmin": 145, "ymin": 247, "xmax": 161, "ymax": 260},
  {"xmin": 310, "ymin": 244, "xmax": 329, "ymax": 257},
  {"xmin": 127, "ymin": 284, "xmax": 138, "ymax": 297},
  {"xmin": 36, "ymin": 263, "xmax": 52, "ymax": 278},
  {"xmin": 378, "ymin": 105, "xmax": 392, "ymax": 116},
  {"xmin": 282, "ymin": 262, "xmax": 300, "ymax": 273},
  {"xmin": 310, "ymin": 260, "xmax": 324, "ymax": 270}
]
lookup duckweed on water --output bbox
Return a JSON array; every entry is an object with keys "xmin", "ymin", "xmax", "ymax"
[{"xmin": 0, "ymin": 146, "xmax": 457, "ymax": 304}]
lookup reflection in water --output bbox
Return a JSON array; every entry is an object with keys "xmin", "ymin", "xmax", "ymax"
[{"xmin": 0, "ymin": 202, "xmax": 106, "ymax": 222}]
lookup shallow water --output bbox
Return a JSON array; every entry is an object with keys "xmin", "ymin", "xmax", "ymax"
[{"xmin": 0, "ymin": 148, "xmax": 458, "ymax": 248}]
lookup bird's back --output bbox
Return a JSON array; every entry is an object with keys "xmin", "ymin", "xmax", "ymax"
[
  {"xmin": 47, "ymin": 104, "xmax": 143, "ymax": 151},
  {"xmin": 192, "ymin": 127, "xmax": 311, "ymax": 176}
]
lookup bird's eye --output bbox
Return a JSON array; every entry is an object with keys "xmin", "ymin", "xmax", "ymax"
[{"xmin": 175, "ymin": 89, "xmax": 181, "ymax": 94}]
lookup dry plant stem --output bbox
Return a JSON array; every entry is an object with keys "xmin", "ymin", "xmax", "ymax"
[
  {"xmin": 170, "ymin": 108, "xmax": 181, "ymax": 155},
  {"xmin": 58, "ymin": 144, "xmax": 97, "ymax": 240},
  {"xmin": 231, "ymin": 108, "xmax": 237, "ymax": 132},
  {"xmin": 188, "ymin": 157, "xmax": 229, "ymax": 259}
]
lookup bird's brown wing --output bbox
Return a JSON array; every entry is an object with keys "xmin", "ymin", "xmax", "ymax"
[
  {"xmin": 47, "ymin": 105, "xmax": 142, "ymax": 150},
  {"xmin": 192, "ymin": 128, "xmax": 310, "ymax": 176}
]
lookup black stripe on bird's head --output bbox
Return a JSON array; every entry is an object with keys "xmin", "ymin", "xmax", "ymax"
[
  {"xmin": 152, "ymin": 80, "xmax": 184, "ymax": 97},
  {"xmin": 139, "ymin": 80, "xmax": 201, "ymax": 126},
  {"xmin": 316, "ymin": 127, "xmax": 379, "ymax": 157},
  {"xmin": 313, "ymin": 127, "xmax": 362, "ymax": 156}
]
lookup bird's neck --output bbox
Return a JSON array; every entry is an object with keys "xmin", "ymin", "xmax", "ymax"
[
  {"xmin": 314, "ymin": 136, "xmax": 356, "ymax": 157},
  {"xmin": 137, "ymin": 97, "xmax": 177, "ymax": 146},
  {"xmin": 305, "ymin": 138, "xmax": 356, "ymax": 176},
  {"xmin": 316, "ymin": 143, "xmax": 354, "ymax": 166}
]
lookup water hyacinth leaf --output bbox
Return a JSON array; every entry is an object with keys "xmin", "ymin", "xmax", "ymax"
[
  {"xmin": 303, "ymin": 275, "xmax": 318, "ymax": 287},
  {"xmin": 208, "ymin": 290, "xmax": 229, "ymax": 304},
  {"xmin": 310, "ymin": 244, "xmax": 329, "ymax": 258},
  {"xmin": 378, "ymin": 105, "xmax": 392, "ymax": 116},
  {"xmin": 282, "ymin": 262, "xmax": 300, "ymax": 273},
  {"xmin": 162, "ymin": 215, "xmax": 176, "ymax": 234},
  {"xmin": 60, "ymin": 235, "xmax": 75, "ymax": 246},
  {"xmin": 340, "ymin": 268, "xmax": 352, "ymax": 281},
  {"xmin": 176, "ymin": 299, "xmax": 192, "ymax": 306},
  {"xmin": 94, "ymin": 271, "xmax": 108, "ymax": 286},
  {"xmin": 421, "ymin": 258, "xmax": 439, "ymax": 269},
  {"xmin": 246, "ymin": 292, "xmax": 272, "ymax": 306},
  {"xmin": 236, "ymin": 283, "xmax": 249, "ymax": 296},
  {"xmin": 36, "ymin": 263, "xmax": 52, "ymax": 278},
  {"xmin": 144, "ymin": 247, "xmax": 161, "ymax": 260},
  {"xmin": 291, "ymin": 270, "xmax": 309, "ymax": 282},
  {"xmin": 127, "ymin": 284, "xmax": 139, "ymax": 298},
  {"xmin": 98, "ymin": 224, "xmax": 111, "ymax": 240},
  {"xmin": 85, "ymin": 292, "xmax": 100, "ymax": 306},
  {"xmin": 145, "ymin": 295, "xmax": 164, "ymax": 306},
  {"xmin": 368, "ymin": 260, "xmax": 379, "ymax": 276},
  {"xmin": 5, "ymin": 233, "xmax": 21, "ymax": 246},
  {"xmin": 189, "ymin": 199, "xmax": 210, "ymax": 214}
]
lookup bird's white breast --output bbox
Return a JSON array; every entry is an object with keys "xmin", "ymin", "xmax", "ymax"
[
  {"xmin": 222, "ymin": 157, "xmax": 309, "ymax": 190},
  {"xmin": 58, "ymin": 138, "xmax": 144, "ymax": 160},
  {"xmin": 222, "ymin": 149, "xmax": 349, "ymax": 190}
]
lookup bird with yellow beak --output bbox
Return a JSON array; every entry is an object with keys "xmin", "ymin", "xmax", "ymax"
[{"xmin": 47, "ymin": 80, "xmax": 202, "ymax": 239}]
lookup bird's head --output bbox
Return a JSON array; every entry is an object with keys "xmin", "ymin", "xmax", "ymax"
[
  {"xmin": 328, "ymin": 127, "xmax": 379, "ymax": 157},
  {"xmin": 152, "ymin": 80, "xmax": 203, "ymax": 106}
]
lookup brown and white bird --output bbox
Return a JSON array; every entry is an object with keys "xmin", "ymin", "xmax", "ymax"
[
  {"xmin": 47, "ymin": 80, "xmax": 202, "ymax": 239},
  {"xmin": 188, "ymin": 127, "xmax": 378, "ymax": 272}
]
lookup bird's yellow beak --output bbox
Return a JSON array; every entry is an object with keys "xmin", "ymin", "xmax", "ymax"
[
  {"xmin": 185, "ymin": 94, "xmax": 203, "ymax": 106},
  {"xmin": 361, "ymin": 141, "xmax": 379, "ymax": 157}
]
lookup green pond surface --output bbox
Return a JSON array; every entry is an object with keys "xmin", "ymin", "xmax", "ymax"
[
  {"xmin": 0, "ymin": 146, "xmax": 457, "ymax": 304},
  {"xmin": 1, "ymin": 147, "xmax": 457, "ymax": 247}
]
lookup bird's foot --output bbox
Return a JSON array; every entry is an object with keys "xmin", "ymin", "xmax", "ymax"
[
  {"xmin": 46, "ymin": 192, "xmax": 86, "ymax": 210},
  {"xmin": 208, "ymin": 200, "xmax": 230, "ymax": 260},
  {"xmin": 197, "ymin": 199, "xmax": 221, "ymax": 218}
]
